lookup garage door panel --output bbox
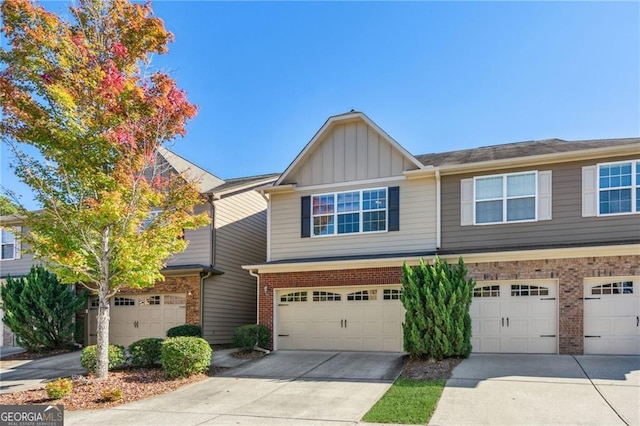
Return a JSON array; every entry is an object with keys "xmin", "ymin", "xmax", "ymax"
[
  {"xmin": 471, "ymin": 281, "xmax": 557, "ymax": 354},
  {"xmin": 584, "ymin": 278, "xmax": 639, "ymax": 355},
  {"xmin": 472, "ymin": 336, "xmax": 501, "ymax": 353},
  {"xmin": 91, "ymin": 293, "xmax": 187, "ymax": 346},
  {"xmin": 276, "ymin": 286, "xmax": 403, "ymax": 352}
]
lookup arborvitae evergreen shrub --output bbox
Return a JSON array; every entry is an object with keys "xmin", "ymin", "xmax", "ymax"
[{"xmin": 401, "ymin": 257, "xmax": 474, "ymax": 359}]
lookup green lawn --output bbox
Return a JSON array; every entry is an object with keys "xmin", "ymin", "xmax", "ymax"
[{"xmin": 362, "ymin": 378, "xmax": 446, "ymax": 424}]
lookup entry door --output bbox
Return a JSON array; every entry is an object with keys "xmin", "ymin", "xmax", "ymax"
[
  {"xmin": 584, "ymin": 278, "xmax": 640, "ymax": 355},
  {"xmin": 471, "ymin": 282, "xmax": 557, "ymax": 353}
]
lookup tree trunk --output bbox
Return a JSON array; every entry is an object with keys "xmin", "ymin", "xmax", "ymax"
[
  {"xmin": 96, "ymin": 227, "xmax": 112, "ymax": 379},
  {"xmin": 95, "ymin": 292, "xmax": 110, "ymax": 379}
]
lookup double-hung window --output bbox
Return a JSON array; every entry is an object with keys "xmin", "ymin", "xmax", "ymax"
[
  {"xmin": 312, "ymin": 188, "xmax": 387, "ymax": 237},
  {"xmin": 475, "ymin": 171, "xmax": 537, "ymax": 224},
  {"xmin": 1, "ymin": 228, "xmax": 16, "ymax": 260},
  {"xmin": 598, "ymin": 160, "xmax": 639, "ymax": 215}
]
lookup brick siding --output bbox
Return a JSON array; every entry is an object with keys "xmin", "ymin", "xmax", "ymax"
[{"xmin": 259, "ymin": 255, "xmax": 639, "ymax": 354}]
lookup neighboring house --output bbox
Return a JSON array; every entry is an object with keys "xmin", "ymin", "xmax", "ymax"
[
  {"xmin": 243, "ymin": 111, "xmax": 640, "ymax": 356},
  {"xmin": 0, "ymin": 148, "xmax": 278, "ymax": 347},
  {"xmin": 1, "ymin": 216, "xmax": 27, "ymax": 347}
]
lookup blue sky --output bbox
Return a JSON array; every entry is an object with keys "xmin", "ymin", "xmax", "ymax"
[{"xmin": 2, "ymin": 1, "xmax": 639, "ymax": 210}]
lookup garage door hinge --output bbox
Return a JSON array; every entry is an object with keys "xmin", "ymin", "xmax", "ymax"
[
  {"xmin": 278, "ymin": 334, "xmax": 289, "ymax": 337},
  {"xmin": 540, "ymin": 297, "xmax": 556, "ymax": 300},
  {"xmin": 540, "ymin": 335, "xmax": 556, "ymax": 337},
  {"xmin": 583, "ymin": 297, "xmax": 601, "ymax": 300},
  {"xmin": 584, "ymin": 335, "xmax": 601, "ymax": 338}
]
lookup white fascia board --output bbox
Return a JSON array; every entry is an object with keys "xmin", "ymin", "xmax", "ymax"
[{"xmin": 242, "ymin": 244, "xmax": 640, "ymax": 274}]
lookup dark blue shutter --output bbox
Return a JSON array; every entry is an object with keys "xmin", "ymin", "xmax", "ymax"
[
  {"xmin": 388, "ymin": 186, "xmax": 399, "ymax": 231},
  {"xmin": 301, "ymin": 196, "xmax": 311, "ymax": 238}
]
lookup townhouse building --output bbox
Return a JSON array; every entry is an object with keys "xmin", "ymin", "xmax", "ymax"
[{"xmin": 244, "ymin": 111, "xmax": 640, "ymax": 355}]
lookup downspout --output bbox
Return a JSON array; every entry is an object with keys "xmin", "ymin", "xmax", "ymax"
[
  {"xmin": 248, "ymin": 269, "xmax": 271, "ymax": 354},
  {"xmin": 200, "ymin": 271, "xmax": 212, "ymax": 332},
  {"xmin": 208, "ymin": 194, "xmax": 217, "ymax": 268},
  {"xmin": 249, "ymin": 269, "xmax": 260, "ymax": 323},
  {"xmin": 258, "ymin": 190, "xmax": 271, "ymax": 262},
  {"xmin": 436, "ymin": 170, "xmax": 441, "ymax": 251}
]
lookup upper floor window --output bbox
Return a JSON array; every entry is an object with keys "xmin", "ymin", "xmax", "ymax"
[
  {"xmin": 598, "ymin": 161, "xmax": 639, "ymax": 215},
  {"xmin": 312, "ymin": 188, "xmax": 387, "ymax": 237},
  {"xmin": 1, "ymin": 228, "xmax": 16, "ymax": 260},
  {"xmin": 475, "ymin": 172, "xmax": 537, "ymax": 224}
]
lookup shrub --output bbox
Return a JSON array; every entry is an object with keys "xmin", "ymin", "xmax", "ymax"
[
  {"xmin": 45, "ymin": 378, "xmax": 72, "ymax": 399},
  {"xmin": 401, "ymin": 256, "xmax": 474, "ymax": 359},
  {"xmin": 100, "ymin": 387, "xmax": 123, "ymax": 402},
  {"xmin": 166, "ymin": 324, "xmax": 202, "ymax": 337},
  {"xmin": 232, "ymin": 324, "xmax": 270, "ymax": 350},
  {"xmin": 1, "ymin": 266, "xmax": 86, "ymax": 351},
  {"xmin": 129, "ymin": 338, "xmax": 163, "ymax": 368},
  {"xmin": 80, "ymin": 344, "xmax": 126, "ymax": 372},
  {"xmin": 160, "ymin": 337, "xmax": 212, "ymax": 379}
]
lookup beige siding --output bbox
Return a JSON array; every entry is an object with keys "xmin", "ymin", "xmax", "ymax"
[
  {"xmin": 270, "ymin": 177, "xmax": 437, "ymax": 261},
  {"xmin": 283, "ymin": 121, "xmax": 418, "ymax": 186},
  {"xmin": 202, "ymin": 190, "xmax": 267, "ymax": 343},
  {"xmin": 166, "ymin": 204, "xmax": 212, "ymax": 267},
  {"xmin": 441, "ymin": 155, "xmax": 640, "ymax": 251}
]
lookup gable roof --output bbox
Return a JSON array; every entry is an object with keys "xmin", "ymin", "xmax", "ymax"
[
  {"xmin": 274, "ymin": 111, "xmax": 424, "ymax": 186},
  {"xmin": 210, "ymin": 173, "xmax": 279, "ymax": 197},
  {"xmin": 158, "ymin": 147, "xmax": 225, "ymax": 193},
  {"xmin": 415, "ymin": 137, "xmax": 639, "ymax": 167}
]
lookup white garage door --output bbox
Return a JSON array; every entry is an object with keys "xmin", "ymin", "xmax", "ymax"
[
  {"xmin": 470, "ymin": 281, "xmax": 557, "ymax": 353},
  {"xmin": 276, "ymin": 286, "xmax": 404, "ymax": 352},
  {"xmin": 89, "ymin": 294, "xmax": 187, "ymax": 347},
  {"xmin": 584, "ymin": 278, "xmax": 640, "ymax": 355}
]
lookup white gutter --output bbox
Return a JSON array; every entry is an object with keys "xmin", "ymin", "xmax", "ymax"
[{"xmin": 435, "ymin": 169, "xmax": 441, "ymax": 250}]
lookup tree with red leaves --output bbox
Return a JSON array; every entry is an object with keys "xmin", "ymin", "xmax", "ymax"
[{"xmin": 0, "ymin": 0, "xmax": 209, "ymax": 379}]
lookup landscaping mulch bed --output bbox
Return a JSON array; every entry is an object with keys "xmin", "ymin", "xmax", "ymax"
[
  {"xmin": 231, "ymin": 349, "xmax": 267, "ymax": 360},
  {"xmin": 400, "ymin": 356, "xmax": 463, "ymax": 381},
  {"xmin": 0, "ymin": 367, "xmax": 223, "ymax": 411}
]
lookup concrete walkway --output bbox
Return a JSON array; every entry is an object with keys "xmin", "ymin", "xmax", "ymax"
[
  {"xmin": 65, "ymin": 351, "xmax": 404, "ymax": 426},
  {"xmin": 429, "ymin": 354, "xmax": 640, "ymax": 426},
  {"xmin": 0, "ymin": 350, "xmax": 87, "ymax": 394}
]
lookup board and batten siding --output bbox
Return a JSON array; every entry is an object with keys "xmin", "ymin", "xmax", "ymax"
[
  {"xmin": 202, "ymin": 190, "xmax": 267, "ymax": 344},
  {"xmin": 269, "ymin": 177, "xmax": 437, "ymax": 261},
  {"xmin": 282, "ymin": 121, "xmax": 419, "ymax": 187},
  {"xmin": 166, "ymin": 203, "xmax": 212, "ymax": 267},
  {"xmin": 441, "ymin": 155, "xmax": 640, "ymax": 252}
]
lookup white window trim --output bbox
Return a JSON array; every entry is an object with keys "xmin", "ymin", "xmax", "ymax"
[
  {"xmin": 311, "ymin": 187, "xmax": 388, "ymax": 238},
  {"xmin": 0, "ymin": 227, "xmax": 16, "ymax": 261},
  {"xmin": 596, "ymin": 159, "xmax": 639, "ymax": 217},
  {"xmin": 473, "ymin": 171, "xmax": 538, "ymax": 225}
]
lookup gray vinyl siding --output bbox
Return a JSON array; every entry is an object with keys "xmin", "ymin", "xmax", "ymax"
[
  {"xmin": 202, "ymin": 190, "xmax": 267, "ymax": 344},
  {"xmin": 269, "ymin": 177, "xmax": 437, "ymax": 261},
  {"xmin": 441, "ymin": 155, "xmax": 640, "ymax": 252},
  {"xmin": 0, "ymin": 227, "xmax": 37, "ymax": 278},
  {"xmin": 166, "ymin": 204, "xmax": 212, "ymax": 267},
  {"xmin": 282, "ymin": 121, "xmax": 418, "ymax": 186}
]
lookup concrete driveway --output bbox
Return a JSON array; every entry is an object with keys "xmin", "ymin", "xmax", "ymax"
[
  {"xmin": 0, "ymin": 350, "xmax": 86, "ymax": 394},
  {"xmin": 429, "ymin": 354, "xmax": 640, "ymax": 426},
  {"xmin": 65, "ymin": 350, "xmax": 404, "ymax": 426}
]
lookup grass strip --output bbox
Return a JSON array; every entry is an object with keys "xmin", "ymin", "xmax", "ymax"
[{"xmin": 362, "ymin": 377, "xmax": 446, "ymax": 424}]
